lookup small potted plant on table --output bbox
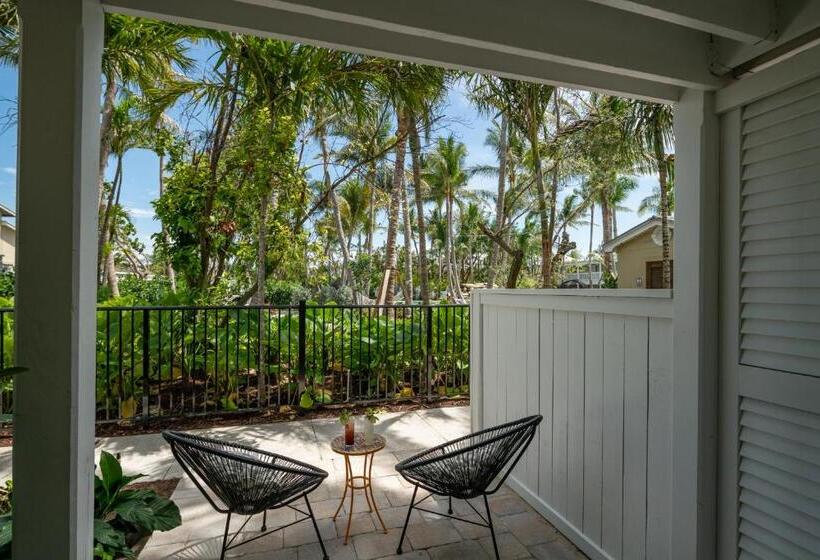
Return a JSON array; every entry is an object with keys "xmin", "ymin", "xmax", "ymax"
[
  {"xmin": 362, "ymin": 407, "xmax": 380, "ymax": 445},
  {"xmin": 339, "ymin": 409, "xmax": 354, "ymax": 445}
]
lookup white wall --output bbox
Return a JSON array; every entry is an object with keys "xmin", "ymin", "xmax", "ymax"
[{"xmin": 471, "ymin": 289, "xmax": 674, "ymax": 560}]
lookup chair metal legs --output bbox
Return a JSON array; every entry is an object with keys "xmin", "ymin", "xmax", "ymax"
[
  {"xmin": 217, "ymin": 494, "xmax": 328, "ymax": 560},
  {"xmin": 484, "ymin": 494, "xmax": 500, "ymax": 560},
  {"xmin": 396, "ymin": 487, "xmax": 501, "ymax": 560},
  {"xmin": 219, "ymin": 512, "xmax": 232, "ymax": 560},
  {"xmin": 396, "ymin": 484, "xmax": 419, "ymax": 555},
  {"xmin": 304, "ymin": 494, "xmax": 329, "ymax": 560}
]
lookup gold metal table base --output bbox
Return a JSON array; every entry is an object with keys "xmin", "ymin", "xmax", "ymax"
[{"xmin": 330, "ymin": 434, "xmax": 388, "ymax": 544}]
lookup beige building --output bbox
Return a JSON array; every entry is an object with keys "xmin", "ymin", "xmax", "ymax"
[
  {"xmin": 0, "ymin": 203, "xmax": 14, "ymax": 270},
  {"xmin": 601, "ymin": 216, "xmax": 674, "ymax": 289}
]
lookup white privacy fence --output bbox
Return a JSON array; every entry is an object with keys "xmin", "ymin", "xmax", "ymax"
[{"xmin": 470, "ymin": 289, "xmax": 674, "ymax": 560}]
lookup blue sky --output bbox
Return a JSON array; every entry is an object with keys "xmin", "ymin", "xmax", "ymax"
[{"xmin": 0, "ymin": 45, "xmax": 658, "ymax": 258}]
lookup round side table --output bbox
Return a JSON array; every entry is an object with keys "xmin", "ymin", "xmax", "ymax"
[{"xmin": 330, "ymin": 433, "xmax": 388, "ymax": 544}]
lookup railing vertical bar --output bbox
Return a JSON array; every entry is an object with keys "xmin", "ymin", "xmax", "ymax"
[
  {"xmin": 118, "ymin": 309, "xmax": 123, "ymax": 420},
  {"xmin": 169, "ymin": 308, "xmax": 174, "ymax": 415},
  {"xmin": 141, "ymin": 309, "xmax": 150, "ymax": 420},
  {"xmin": 129, "ymin": 310, "xmax": 135, "ymax": 418},
  {"xmin": 105, "ymin": 309, "xmax": 110, "ymax": 421}
]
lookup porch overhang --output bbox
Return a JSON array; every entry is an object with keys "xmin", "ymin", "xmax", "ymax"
[{"xmin": 13, "ymin": 0, "xmax": 820, "ymax": 559}]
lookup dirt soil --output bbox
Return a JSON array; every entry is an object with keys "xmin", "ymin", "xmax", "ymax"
[{"xmin": 0, "ymin": 398, "xmax": 469, "ymax": 445}]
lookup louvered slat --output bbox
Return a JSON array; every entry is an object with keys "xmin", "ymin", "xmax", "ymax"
[
  {"xmin": 740, "ymin": 85, "xmax": 820, "ymax": 376},
  {"xmin": 737, "ymin": 398, "xmax": 820, "ymax": 560}
]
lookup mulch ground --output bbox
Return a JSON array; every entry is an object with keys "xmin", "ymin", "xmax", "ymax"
[{"xmin": 0, "ymin": 398, "xmax": 469, "ymax": 445}]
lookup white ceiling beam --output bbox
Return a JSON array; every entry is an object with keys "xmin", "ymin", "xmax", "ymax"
[
  {"xmin": 585, "ymin": 0, "xmax": 774, "ymax": 43},
  {"xmin": 233, "ymin": 0, "xmax": 722, "ymax": 89},
  {"xmin": 713, "ymin": 1, "xmax": 820, "ymax": 74},
  {"xmin": 103, "ymin": 0, "xmax": 683, "ymax": 102}
]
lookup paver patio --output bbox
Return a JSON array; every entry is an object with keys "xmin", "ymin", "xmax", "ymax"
[{"xmin": 72, "ymin": 406, "xmax": 585, "ymax": 559}]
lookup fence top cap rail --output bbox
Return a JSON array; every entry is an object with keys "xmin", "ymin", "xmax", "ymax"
[
  {"xmin": 0, "ymin": 302, "xmax": 470, "ymax": 313},
  {"xmin": 475, "ymin": 288, "xmax": 673, "ymax": 299}
]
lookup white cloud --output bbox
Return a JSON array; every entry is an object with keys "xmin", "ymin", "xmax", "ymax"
[
  {"xmin": 2, "ymin": 167, "xmax": 15, "ymax": 176},
  {"xmin": 126, "ymin": 207, "xmax": 155, "ymax": 218}
]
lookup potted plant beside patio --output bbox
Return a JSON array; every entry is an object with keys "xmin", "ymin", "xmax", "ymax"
[{"xmin": 362, "ymin": 407, "xmax": 379, "ymax": 444}]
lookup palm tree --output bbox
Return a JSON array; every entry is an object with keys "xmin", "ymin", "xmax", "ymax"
[
  {"xmin": 375, "ymin": 61, "xmax": 447, "ymax": 304},
  {"xmin": 424, "ymin": 135, "xmax": 470, "ymax": 302},
  {"xmin": 469, "ymin": 76, "xmax": 556, "ymax": 287},
  {"xmin": 620, "ymin": 100, "xmax": 675, "ymax": 287}
]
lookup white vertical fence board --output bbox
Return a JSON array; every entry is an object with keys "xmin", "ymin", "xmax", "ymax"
[
  {"xmin": 482, "ymin": 306, "xmax": 499, "ymax": 429},
  {"xmin": 472, "ymin": 293, "xmax": 672, "ymax": 560},
  {"xmin": 553, "ymin": 310, "xmax": 570, "ymax": 513},
  {"xmin": 510, "ymin": 308, "xmax": 528, "ymax": 481},
  {"xmin": 647, "ymin": 317, "xmax": 674, "ymax": 558},
  {"xmin": 525, "ymin": 308, "xmax": 541, "ymax": 490},
  {"xmin": 602, "ymin": 314, "xmax": 626, "ymax": 558},
  {"xmin": 567, "ymin": 311, "xmax": 587, "ymax": 527},
  {"xmin": 539, "ymin": 309, "xmax": 555, "ymax": 503},
  {"xmin": 583, "ymin": 312, "xmax": 605, "ymax": 545},
  {"xmin": 623, "ymin": 316, "xmax": 649, "ymax": 560}
]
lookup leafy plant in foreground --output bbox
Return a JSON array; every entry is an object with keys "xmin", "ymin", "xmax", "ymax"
[{"xmin": 93, "ymin": 451, "xmax": 181, "ymax": 559}]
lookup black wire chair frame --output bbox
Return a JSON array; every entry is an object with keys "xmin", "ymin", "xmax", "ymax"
[
  {"xmin": 163, "ymin": 430, "xmax": 330, "ymax": 560},
  {"xmin": 394, "ymin": 415, "xmax": 543, "ymax": 559}
]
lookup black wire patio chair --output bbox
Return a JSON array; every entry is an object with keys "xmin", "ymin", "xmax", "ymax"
[
  {"xmin": 162, "ymin": 430, "xmax": 330, "ymax": 560},
  {"xmin": 394, "ymin": 415, "xmax": 543, "ymax": 559}
]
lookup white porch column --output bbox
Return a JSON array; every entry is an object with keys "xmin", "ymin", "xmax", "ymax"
[
  {"xmin": 13, "ymin": 1, "xmax": 102, "ymax": 558},
  {"xmin": 671, "ymin": 89, "xmax": 719, "ymax": 560}
]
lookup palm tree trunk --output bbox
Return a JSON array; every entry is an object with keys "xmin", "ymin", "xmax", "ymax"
[
  {"xmin": 400, "ymin": 176, "xmax": 414, "ymax": 304},
  {"xmin": 544, "ymin": 91, "xmax": 561, "ymax": 288},
  {"xmin": 97, "ymin": 76, "xmax": 117, "ymax": 214},
  {"xmin": 365, "ymin": 162, "xmax": 376, "ymax": 256},
  {"xmin": 654, "ymin": 127, "xmax": 672, "ymax": 288},
  {"xmin": 588, "ymin": 201, "xmax": 595, "ymax": 286},
  {"xmin": 98, "ymin": 153, "xmax": 122, "ymax": 284},
  {"xmin": 158, "ymin": 153, "xmax": 177, "ymax": 293},
  {"xmin": 384, "ymin": 111, "xmax": 408, "ymax": 305},
  {"xmin": 320, "ymin": 127, "xmax": 353, "ymax": 289},
  {"xmin": 601, "ymin": 199, "xmax": 613, "ymax": 272},
  {"xmin": 446, "ymin": 195, "xmax": 464, "ymax": 302},
  {"xmin": 409, "ymin": 119, "xmax": 430, "ymax": 305},
  {"xmin": 529, "ymin": 111, "xmax": 550, "ymax": 288},
  {"xmin": 486, "ymin": 114, "xmax": 507, "ymax": 289}
]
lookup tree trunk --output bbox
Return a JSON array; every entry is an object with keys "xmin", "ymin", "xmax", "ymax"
[
  {"xmin": 409, "ymin": 119, "xmax": 431, "ymax": 305},
  {"xmin": 365, "ymin": 162, "xmax": 376, "ymax": 256},
  {"xmin": 655, "ymin": 132, "xmax": 672, "ymax": 288},
  {"xmin": 320, "ymin": 126, "xmax": 353, "ymax": 289},
  {"xmin": 601, "ymin": 198, "xmax": 613, "ymax": 272},
  {"xmin": 588, "ymin": 200, "xmax": 595, "ymax": 287},
  {"xmin": 400, "ymin": 175, "xmax": 414, "ymax": 304},
  {"xmin": 529, "ymin": 114, "xmax": 550, "ymax": 288},
  {"xmin": 445, "ymin": 195, "xmax": 464, "ymax": 302},
  {"xmin": 543, "ymin": 92, "xmax": 561, "ymax": 288},
  {"xmin": 383, "ymin": 111, "xmax": 408, "ymax": 305},
  {"xmin": 97, "ymin": 76, "xmax": 117, "ymax": 216},
  {"xmin": 158, "ymin": 153, "xmax": 177, "ymax": 293},
  {"xmin": 98, "ymin": 154, "xmax": 122, "ymax": 283},
  {"xmin": 486, "ymin": 114, "xmax": 508, "ymax": 289}
]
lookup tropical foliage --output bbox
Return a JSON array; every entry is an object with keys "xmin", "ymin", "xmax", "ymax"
[{"xmin": 0, "ymin": 452, "xmax": 181, "ymax": 560}]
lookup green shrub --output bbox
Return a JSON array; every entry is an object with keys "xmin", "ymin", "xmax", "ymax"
[
  {"xmin": 601, "ymin": 270, "xmax": 618, "ymax": 289},
  {"xmin": 266, "ymin": 280, "xmax": 310, "ymax": 306},
  {"xmin": 0, "ymin": 272, "xmax": 12, "ymax": 300}
]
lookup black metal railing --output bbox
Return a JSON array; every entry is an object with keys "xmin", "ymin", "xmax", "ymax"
[{"xmin": 0, "ymin": 302, "xmax": 470, "ymax": 422}]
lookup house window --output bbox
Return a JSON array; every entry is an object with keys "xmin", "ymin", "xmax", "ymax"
[{"xmin": 645, "ymin": 260, "xmax": 673, "ymax": 289}]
